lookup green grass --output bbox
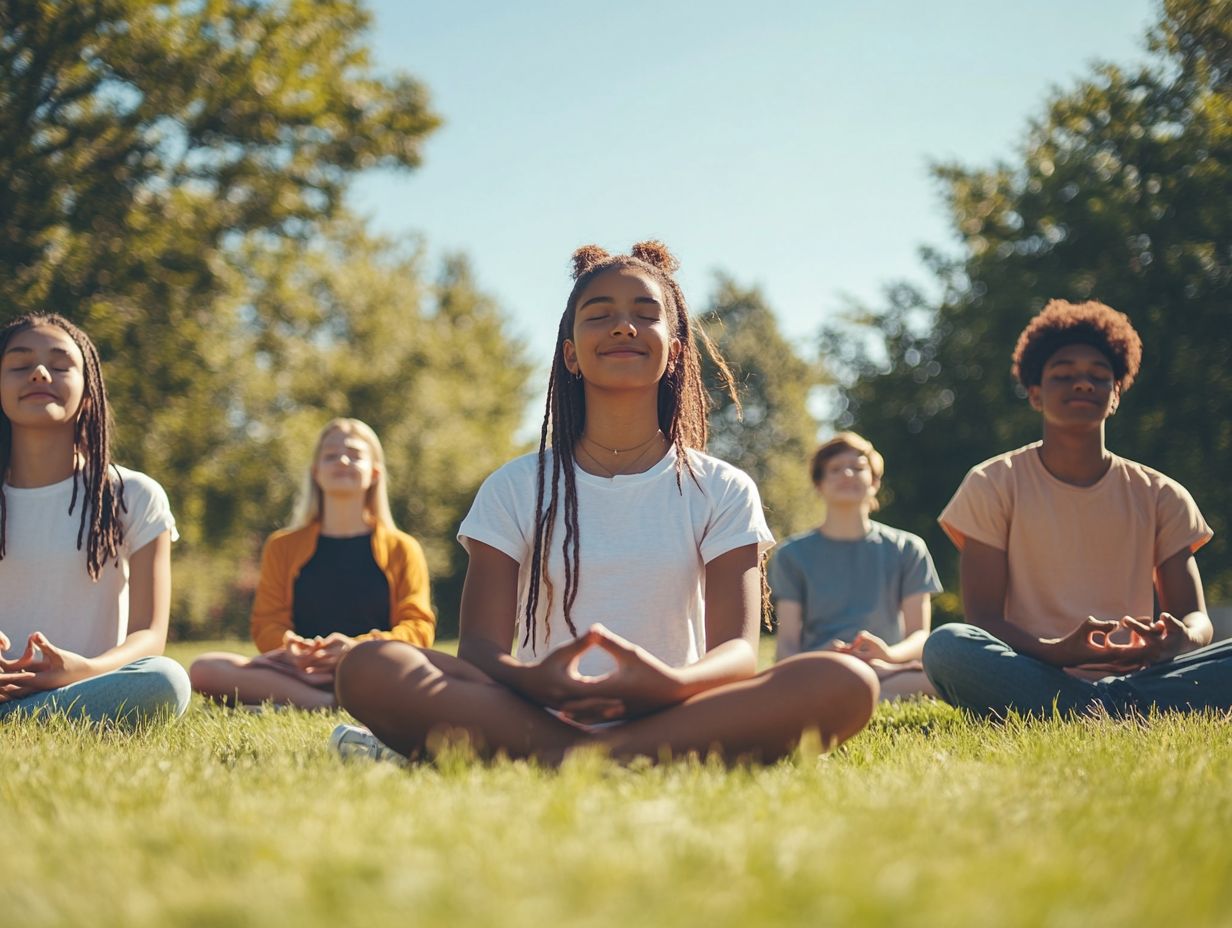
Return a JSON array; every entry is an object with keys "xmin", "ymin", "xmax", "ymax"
[{"xmin": 3, "ymin": 641, "xmax": 1230, "ymax": 927}]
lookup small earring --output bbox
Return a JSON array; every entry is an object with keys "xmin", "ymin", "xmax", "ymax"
[{"xmin": 571, "ymin": 369, "xmax": 582, "ymax": 382}]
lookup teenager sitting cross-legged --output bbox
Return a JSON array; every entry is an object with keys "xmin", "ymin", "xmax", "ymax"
[
  {"xmin": 771, "ymin": 432, "xmax": 942, "ymax": 700},
  {"xmin": 923, "ymin": 299, "xmax": 1232, "ymax": 719}
]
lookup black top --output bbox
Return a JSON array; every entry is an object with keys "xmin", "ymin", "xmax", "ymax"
[{"xmin": 291, "ymin": 534, "xmax": 391, "ymax": 639}]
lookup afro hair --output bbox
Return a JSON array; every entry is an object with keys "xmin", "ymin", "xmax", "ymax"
[{"xmin": 1011, "ymin": 299, "xmax": 1142, "ymax": 392}]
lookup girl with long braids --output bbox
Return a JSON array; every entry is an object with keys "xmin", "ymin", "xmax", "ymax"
[
  {"xmin": 189, "ymin": 417, "xmax": 435, "ymax": 709},
  {"xmin": 333, "ymin": 242, "xmax": 878, "ymax": 763},
  {"xmin": 0, "ymin": 314, "xmax": 189, "ymax": 724}
]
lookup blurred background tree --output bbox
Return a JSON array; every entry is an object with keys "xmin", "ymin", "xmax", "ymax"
[
  {"xmin": 823, "ymin": 0, "xmax": 1232, "ymax": 612},
  {"xmin": 700, "ymin": 276, "xmax": 825, "ymax": 543},
  {"xmin": 0, "ymin": 0, "xmax": 530, "ymax": 636}
]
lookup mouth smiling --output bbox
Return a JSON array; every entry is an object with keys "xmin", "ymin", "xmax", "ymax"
[{"xmin": 599, "ymin": 347, "xmax": 646, "ymax": 358}]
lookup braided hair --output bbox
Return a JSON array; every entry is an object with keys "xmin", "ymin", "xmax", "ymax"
[
  {"xmin": 0, "ymin": 313, "xmax": 126, "ymax": 579},
  {"xmin": 522, "ymin": 241, "xmax": 739, "ymax": 649}
]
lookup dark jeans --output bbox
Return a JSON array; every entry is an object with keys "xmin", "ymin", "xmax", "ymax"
[{"xmin": 923, "ymin": 623, "xmax": 1232, "ymax": 719}]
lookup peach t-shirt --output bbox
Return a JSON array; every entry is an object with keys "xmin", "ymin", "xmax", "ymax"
[{"xmin": 939, "ymin": 443, "xmax": 1211, "ymax": 639}]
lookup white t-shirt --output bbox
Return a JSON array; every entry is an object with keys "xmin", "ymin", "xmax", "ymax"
[
  {"xmin": 458, "ymin": 447, "xmax": 774, "ymax": 677},
  {"xmin": 0, "ymin": 466, "xmax": 177, "ymax": 658}
]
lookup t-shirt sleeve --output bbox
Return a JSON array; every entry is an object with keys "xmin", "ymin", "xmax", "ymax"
[
  {"xmin": 120, "ymin": 470, "xmax": 178, "ymax": 554},
  {"xmin": 899, "ymin": 533, "xmax": 943, "ymax": 598},
  {"xmin": 699, "ymin": 466, "xmax": 775, "ymax": 564},
  {"xmin": 457, "ymin": 463, "xmax": 532, "ymax": 564},
  {"xmin": 1154, "ymin": 477, "xmax": 1213, "ymax": 565},
  {"xmin": 937, "ymin": 466, "xmax": 1009, "ymax": 552},
  {"xmin": 767, "ymin": 544, "xmax": 804, "ymax": 604}
]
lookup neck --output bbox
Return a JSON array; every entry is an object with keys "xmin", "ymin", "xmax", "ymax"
[
  {"xmin": 580, "ymin": 385, "xmax": 663, "ymax": 450},
  {"xmin": 574, "ymin": 386, "xmax": 668, "ymax": 478},
  {"xmin": 319, "ymin": 494, "xmax": 372, "ymax": 537},
  {"xmin": 5, "ymin": 425, "xmax": 77, "ymax": 488},
  {"xmin": 1037, "ymin": 422, "xmax": 1111, "ymax": 487},
  {"xmin": 819, "ymin": 504, "xmax": 871, "ymax": 540}
]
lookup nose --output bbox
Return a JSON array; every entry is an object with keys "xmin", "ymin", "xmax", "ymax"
[
  {"xmin": 28, "ymin": 363, "xmax": 52, "ymax": 382},
  {"xmin": 610, "ymin": 315, "xmax": 637, "ymax": 336}
]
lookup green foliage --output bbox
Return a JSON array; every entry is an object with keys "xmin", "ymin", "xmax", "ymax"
[
  {"xmin": 824, "ymin": 0, "xmax": 1232, "ymax": 601},
  {"xmin": 4, "ymin": 689, "xmax": 1232, "ymax": 927},
  {"xmin": 0, "ymin": 1, "xmax": 532, "ymax": 636},
  {"xmin": 0, "ymin": 0, "xmax": 437, "ymax": 530},
  {"xmin": 700, "ymin": 277, "xmax": 824, "ymax": 543},
  {"xmin": 235, "ymin": 221, "xmax": 533, "ymax": 635}
]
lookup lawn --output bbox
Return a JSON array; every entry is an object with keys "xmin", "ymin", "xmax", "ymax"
[{"xmin": 2, "ymin": 640, "xmax": 1230, "ymax": 928}]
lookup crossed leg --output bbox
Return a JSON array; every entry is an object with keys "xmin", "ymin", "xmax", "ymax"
[
  {"xmin": 335, "ymin": 641, "xmax": 879, "ymax": 765},
  {"xmin": 190, "ymin": 652, "xmax": 336, "ymax": 710}
]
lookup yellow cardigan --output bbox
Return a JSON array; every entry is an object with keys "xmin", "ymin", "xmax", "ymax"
[{"xmin": 249, "ymin": 522, "xmax": 436, "ymax": 653}]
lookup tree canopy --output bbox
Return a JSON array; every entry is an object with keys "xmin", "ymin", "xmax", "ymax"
[
  {"xmin": 824, "ymin": 0, "xmax": 1232, "ymax": 602},
  {"xmin": 1, "ymin": 0, "xmax": 531, "ymax": 634},
  {"xmin": 700, "ymin": 277, "xmax": 824, "ymax": 545}
]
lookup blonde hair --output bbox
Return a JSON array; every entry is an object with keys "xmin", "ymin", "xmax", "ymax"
[{"xmin": 290, "ymin": 418, "xmax": 396, "ymax": 529}]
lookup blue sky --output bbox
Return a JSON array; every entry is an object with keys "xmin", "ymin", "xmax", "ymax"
[{"xmin": 349, "ymin": 1, "xmax": 1157, "ymax": 370}]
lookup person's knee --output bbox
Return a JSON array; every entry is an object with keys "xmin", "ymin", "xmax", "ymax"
[
  {"xmin": 188, "ymin": 654, "xmax": 235, "ymax": 698},
  {"xmin": 779, "ymin": 652, "xmax": 879, "ymax": 741},
  {"xmin": 129, "ymin": 656, "xmax": 192, "ymax": 719},
  {"xmin": 921, "ymin": 623, "xmax": 981, "ymax": 685},
  {"xmin": 335, "ymin": 639, "xmax": 426, "ymax": 718}
]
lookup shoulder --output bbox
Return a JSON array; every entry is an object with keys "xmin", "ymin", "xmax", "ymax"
[
  {"xmin": 869, "ymin": 521, "xmax": 931, "ymax": 555},
  {"xmin": 964, "ymin": 444, "xmax": 1038, "ymax": 482},
  {"xmin": 1112, "ymin": 456, "xmax": 1200, "ymax": 505},
  {"xmin": 261, "ymin": 524, "xmax": 316, "ymax": 558},
  {"xmin": 478, "ymin": 449, "xmax": 544, "ymax": 493},
  {"xmin": 110, "ymin": 465, "xmax": 169, "ymax": 504},
  {"xmin": 683, "ymin": 449, "xmax": 760, "ymax": 496},
  {"xmin": 777, "ymin": 528, "xmax": 820, "ymax": 555},
  {"xmin": 377, "ymin": 525, "xmax": 427, "ymax": 560}
]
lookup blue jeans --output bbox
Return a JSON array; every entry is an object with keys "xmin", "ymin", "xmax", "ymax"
[
  {"xmin": 923, "ymin": 623, "xmax": 1232, "ymax": 719},
  {"xmin": 0, "ymin": 655, "xmax": 191, "ymax": 725}
]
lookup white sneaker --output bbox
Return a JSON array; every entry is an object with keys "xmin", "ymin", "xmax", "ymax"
[{"xmin": 329, "ymin": 723, "xmax": 405, "ymax": 765}]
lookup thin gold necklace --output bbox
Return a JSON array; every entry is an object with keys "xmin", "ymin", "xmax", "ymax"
[
  {"xmin": 581, "ymin": 429, "xmax": 662, "ymax": 457},
  {"xmin": 577, "ymin": 436, "xmax": 662, "ymax": 478}
]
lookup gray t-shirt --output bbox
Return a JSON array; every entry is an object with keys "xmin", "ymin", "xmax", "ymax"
[{"xmin": 768, "ymin": 522, "xmax": 942, "ymax": 650}]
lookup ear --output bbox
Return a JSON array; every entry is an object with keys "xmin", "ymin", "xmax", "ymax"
[
  {"xmin": 667, "ymin": 337, "xmax": 682, "ymax": 370},
  {"xmin": 562, "ymin": 339, "xmax": 580, "ymax": 375},
  {"xmin": 1027, "ymin": 384, "xmax": 1043, "ymax": 411},
  {"xmin": 1109, "ymin": 383, "xmax": 1121, "ymax": 415}
]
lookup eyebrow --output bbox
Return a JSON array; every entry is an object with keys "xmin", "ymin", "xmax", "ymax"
[
  {"xmin": 1, "ymin": 345, "xmax": 77, "ymax": 360},
  {"xmin": 579, "ymin": 296, "xmax": 662, "ymax": 310},
  {"xmin": 1047, "ymin": 356, "xmax": 1112, "ymax": 369}
]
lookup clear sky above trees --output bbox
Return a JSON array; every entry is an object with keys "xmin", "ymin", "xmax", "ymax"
[{"xmin": 350, "ymin": 0, "xmax": 1157, "ymax": 364}]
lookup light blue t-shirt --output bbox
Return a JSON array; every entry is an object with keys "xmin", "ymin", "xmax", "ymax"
[{"xmin": 768, "ymin": 522, "xmax": 942, "ymax": 650}]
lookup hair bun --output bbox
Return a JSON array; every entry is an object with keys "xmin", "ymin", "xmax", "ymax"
[
  {"xmin": 630, "ymin": 240, "xmax": 679, "ymax": 273},
  {"xmin": 570, "ymin": 245, "xmax": 611, "ymax": 280}
]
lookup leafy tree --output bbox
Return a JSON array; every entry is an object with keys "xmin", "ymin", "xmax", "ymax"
[
  {"xmin": 237, "ymin": 220, "xmax": 533, "ymax": 635},
  {"xmin": 700, "ymin": 277, "xmax": 824, "ymax": 543},
  {"xmin": 0, "ymin": 0, "xmax": 439, "ymax": 541},
  {"xmin": 824, "ymin": 0, "xmax": 1232, "ymax": 604}
]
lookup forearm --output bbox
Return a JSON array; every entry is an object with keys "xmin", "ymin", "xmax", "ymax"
[
  {"xmin": 967, "ymin": 614, "xmax": 1056, "ymax": 662},
  {"xmin": 885, "ymin": 629, "xmax": 929, "ymax": 663},
  {"xmin": 84, "ymin": 628, "xmax": 167, "ymax": 675},
  {"xmin": 672, "ymin": 638, "xmax": 758, "ymax": 699},
  {"xmin": 458, "ymin": 636, "xmax": 527, "ymax": 690},
  {"xmin": 775, "ymin": 630, "xmax": 801, "ymax": 661},
  {"xmin": 364, "ymin": 614, "xmax": 436, "ymax": 648},
  {"xmin": 252, "ymin": 620, "xmax": 291, "ymax": 654}
]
